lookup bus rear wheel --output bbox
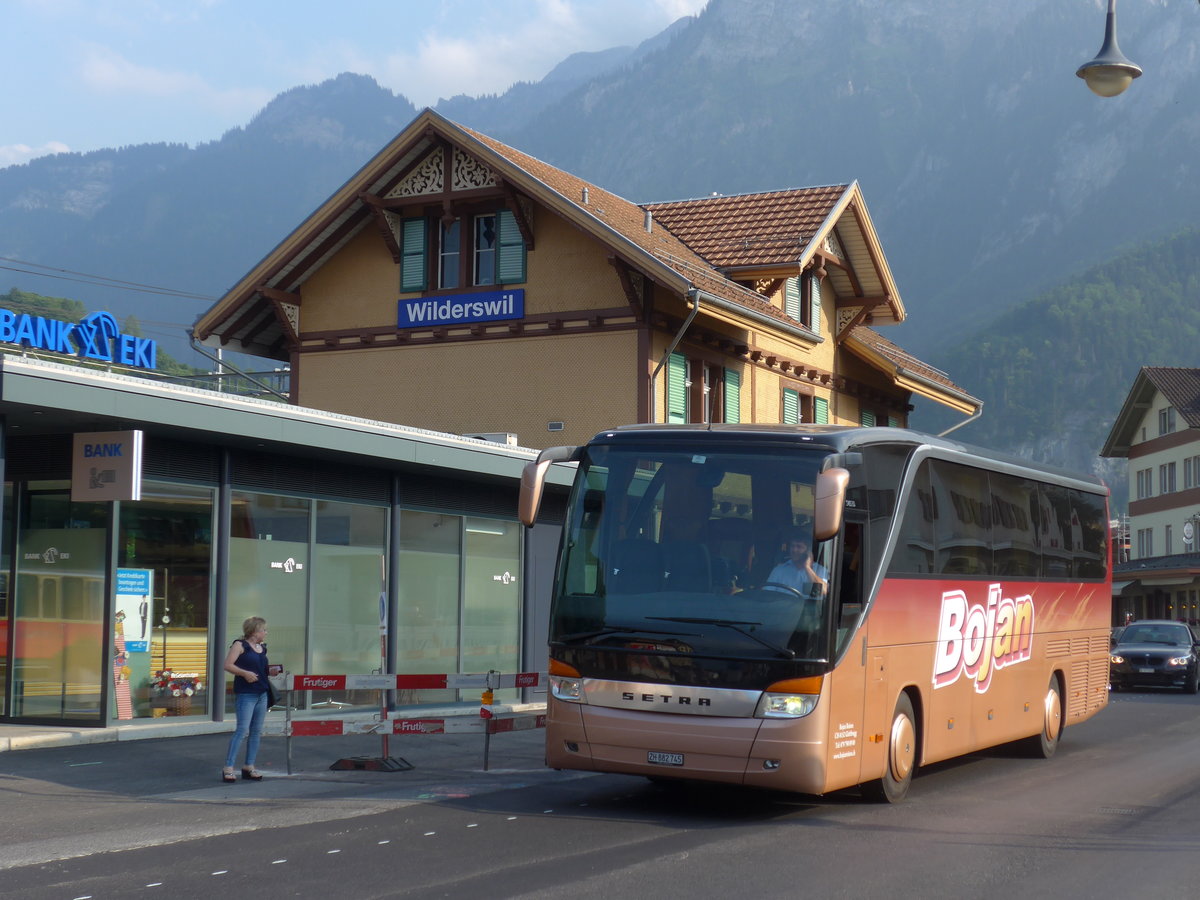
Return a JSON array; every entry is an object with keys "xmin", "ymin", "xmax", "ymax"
[
  {"xmin": 863, "ymin": 693, "xmax": 916, "ymax": 803},
  {"xmin": 1020, "ymin": 676, "xmax": 1063, "ymax": 759}
]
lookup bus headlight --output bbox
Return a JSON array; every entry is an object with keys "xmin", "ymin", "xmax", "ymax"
[
  {"xmin": 756, "ymin": 692, "xmax": 819, "ymax": 719},
  {"xmin": 550, "ymin": 675, "xmax": 584, "ymax": 703}
]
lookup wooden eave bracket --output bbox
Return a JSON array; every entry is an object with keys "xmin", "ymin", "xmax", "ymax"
[
  {"xmin": 360, "ymin": 193, "xmax": 403, "ymax": 263},
  {"xmin": 814, "ymin": 249, "xmax": 864, "ymax": 297},
  {"xmin": 260, "ymin": 285, "xmax": 301, "ymax": 347},
  {"xmin": 498, "ymin": 180, "xmax": 535, "ymax": 250},
  {"xmin": 836, "ymin": 303, "xmax": 877, "ymax": 343},
  {"xmin": 608, "ymin": 255, "xmax": 645, "ymax": 317}
]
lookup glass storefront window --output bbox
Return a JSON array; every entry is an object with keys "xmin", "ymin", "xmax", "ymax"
[
  {"xmin": 311, "ymin": 500, "xmax": 388, "ymax": 707},
  {"xmin": 396, "ymin": 511, "xmax": 461, "ymax": 704},
  {"xmin": 117, "ymin": 484, "xmax": 215, "ymax": 720},
  {"xmin": 11, "ymin": 484, "xmax": 109, "ymax": 722},
  {"xmin": 227, "ymin": 493, "xmax": 310, "ymax": 713},
  {"xmin": 464, "ymin": 517, "xmax": 521, "ymax": 702},
  {"xmin": 0, "ymin": 483, "xmax": 10, "ymax": 717}
]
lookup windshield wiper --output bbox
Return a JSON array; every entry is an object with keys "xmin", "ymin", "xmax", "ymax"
[
  {"xmin": 556, "ymin": 625, "xmax": 692, "ymax": 645},
  {"xmin": 647, "ymin": 616, "xmax": 795, "ymax": 659}
]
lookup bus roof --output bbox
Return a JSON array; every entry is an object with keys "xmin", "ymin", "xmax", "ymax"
[{"xmin": 581, "ymin": 424, "xmax": 1107, "ymax": 494}]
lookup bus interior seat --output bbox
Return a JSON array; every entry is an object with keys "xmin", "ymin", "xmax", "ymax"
[
  {"xmin": 608, "ymin": 539, "xmax": 664, "ymax": 594},
  {"xmin": 662, "ymin": 540, "xmax": 712, "ymax": 592},
  {"xmin": 706, "ymin": 517, "xmax": 754, "ymax": 592}
]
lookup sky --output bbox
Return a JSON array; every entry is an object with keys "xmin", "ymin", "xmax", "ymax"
[{"xmin": 0, "ymin": 0, "xmax": 709, "ymax": 168}]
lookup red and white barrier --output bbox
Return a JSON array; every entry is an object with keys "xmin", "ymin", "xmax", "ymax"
[{"xmin": 275, "ymin": 670, "xmax": 545, "ymax": 772}]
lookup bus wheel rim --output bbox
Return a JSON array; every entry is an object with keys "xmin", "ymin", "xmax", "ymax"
[
  {"xmin": 1044, "ymin": 686, "xmax": 1061, "ymax": 741},
  {"xmin": 890, "ymin": 712, "xmax": 915, "ymax": 781}
]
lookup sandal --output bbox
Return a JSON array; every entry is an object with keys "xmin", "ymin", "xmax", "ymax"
[
  {"xmin": 222, "ymin": 768, "xmax": 237, "ymax": 783},
  {"xmin": 241, "ymin": 768, "xmax": 263, "ymax": 781}
]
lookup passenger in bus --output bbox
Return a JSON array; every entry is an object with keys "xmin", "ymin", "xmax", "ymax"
[{"xmin": 765, "ymin": 530, "xmax": 828, "ymax": 598}]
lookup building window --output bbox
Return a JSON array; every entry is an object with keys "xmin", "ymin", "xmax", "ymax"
[
  {"xmin": 782, "ymin": 388, "xmax": 800, "ymax": 424},
  {"xmin": 439, "ymin": 219, "xmax": 461, "ymax": 289},
  {"xmin": 666, "ymin": 352, "xmax": 689, "ymax": 423},
  {"xmin": 1137, "ymin": 527, "xmax": 1154, "ymax": 558},
  {"xmin": 474, "ymin": 214, "xmax": 497, "ymax": 285},
  {"xmin": 1185, "ymin": 455, "xmax": 1200, "ymax": 490},
  {"xmin": 783, "ymin": 277, "xmax": 802, "ymax": 322},
  {"xmin": 724, "ymin": 368, "xmax": 741, "ymax": 423},
  {"xmin": 861, "ymin": 409, "xmax": 877, "ymax": 427},
  {"xmin": 1136, "ymin": 467, "xmax": 1153, "ymax": 499},
  {"xmin": 1166, "ymin": 523, "xmax": 1174, "ymax": 556},
  {"xmin": 814, "ymin": 396, "xmax": 829, "ymax": 425},
  {"xmin": 400, "ymin": 209, "xmax": 526, "ymax": 293},
  {"xmin": 1159, "ymin": 406, "xmax": 1177, "ymax": 435},
  {"xmin": 1160, "ymin": 461, "xmax": 1177, "ymax": 494}
]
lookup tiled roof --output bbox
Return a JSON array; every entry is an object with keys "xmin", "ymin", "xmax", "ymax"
[
  {"xmin": 848, "ymin": 326, "xmax": 966, "ymax": 393},
  {"xmin": 462, "ymin": 126, "xmax": 797, "ymax": 327},
  {"xmin": 1143, "ymin": 367, "xmax": 1200, "ymax": 427},
  {"xmin": 644, "ymin": 186, "xmax": 849, "ymax": 269}
]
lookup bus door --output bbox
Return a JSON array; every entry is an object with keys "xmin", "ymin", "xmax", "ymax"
[{"xmin": 823, "ymin": 515, "xmax": 881, "ymax": 792}]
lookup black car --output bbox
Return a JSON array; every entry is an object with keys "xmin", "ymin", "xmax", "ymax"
[{"xmin": 1110, "ymin": 620, "xmax": 1200, "ymax": 693}]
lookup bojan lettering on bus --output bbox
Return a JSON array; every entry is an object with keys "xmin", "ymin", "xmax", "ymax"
[{"xmin": 933, "ymin": 583, "xmax": 1035, "ymax": 693}]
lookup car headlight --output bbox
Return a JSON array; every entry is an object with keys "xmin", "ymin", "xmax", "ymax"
[
  {"xmin": 1110, "ymin": 654, "xmax": 1124, "ymax": 664},
  {"xmin": 1168, "ymin": 655, "xmax": 1191, "ymax": 667},
  {"xmin": 549, "ymin": 674, "xmax": 584, "ymax": 703}
]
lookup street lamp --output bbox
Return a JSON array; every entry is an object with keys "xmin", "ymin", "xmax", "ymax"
[{"xmin": 1076, "ymin": 0, "xmax": 1143, "ymax": 97}]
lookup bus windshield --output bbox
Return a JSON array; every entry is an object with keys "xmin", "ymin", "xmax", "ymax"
[{"xmin": 551, "ymin": 442, "xmax": 835, "ymax": 664}]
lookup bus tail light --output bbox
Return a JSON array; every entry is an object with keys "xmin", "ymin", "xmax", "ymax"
[
  {"xmin": 755, "ymin": 675, "xmax": 823, "ymax": 719},
  {"xmin": 549, "ymin": 658, "xmax": 585, "ymax": 703}
]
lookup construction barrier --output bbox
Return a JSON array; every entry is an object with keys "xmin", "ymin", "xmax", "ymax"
[{"xmin": 275, "ymin": 670, "xmax": 545, "ymax": 772}]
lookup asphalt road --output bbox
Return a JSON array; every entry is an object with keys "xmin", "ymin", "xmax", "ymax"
[{"xmin": 3, "ymin": 689, "xmax": 1200, "ymax": 899}]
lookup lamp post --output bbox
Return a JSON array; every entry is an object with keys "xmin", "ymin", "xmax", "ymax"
[{"xmin": 1076, "ymin": 0, "xmax": 1143, "ymax": 97}]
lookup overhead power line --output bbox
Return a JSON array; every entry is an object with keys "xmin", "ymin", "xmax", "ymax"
[{"xmin": 0, "ymin": 256, "xmax": 218, "ymax": 302}]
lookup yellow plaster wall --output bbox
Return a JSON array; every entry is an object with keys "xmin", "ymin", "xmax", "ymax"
[
  {"xmin": 300, "ymin": 228, "xmax": 397, "ymax": 332},
  {"xmin": 298, "ymin": 330, "xmax": 639, "ymax": 450}
]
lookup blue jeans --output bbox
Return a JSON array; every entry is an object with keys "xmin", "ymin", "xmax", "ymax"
[{"xmin": 225, "ymin": 691, "xmax": 268, "ymax": 769}]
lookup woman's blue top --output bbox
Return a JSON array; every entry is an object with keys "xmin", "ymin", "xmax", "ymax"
[{"xmin": 232, "ymin": 640, "xmax": 269, "ymax": 695}]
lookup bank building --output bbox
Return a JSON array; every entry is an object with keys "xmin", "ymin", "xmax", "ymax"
[{"xmin": 0, "ymin": 109, "xmax": 977, "ymax": 730}]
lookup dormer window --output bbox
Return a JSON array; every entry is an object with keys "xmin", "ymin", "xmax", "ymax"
[
  {"xmin": 1159, "ymin": 406, "xmax": 1177, "ymax": 436},
  {"xmin": 400, "ymin": 209, "xmax": 526, "ymax": 293}
]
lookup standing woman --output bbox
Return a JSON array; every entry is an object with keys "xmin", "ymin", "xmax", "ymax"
[{"xmin": 222, "ymin": 616, "xmax": 270, "ymax": 783}]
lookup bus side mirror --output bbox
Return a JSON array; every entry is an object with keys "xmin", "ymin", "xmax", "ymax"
[
  {"xmin": 519, "ymin": 445, "xmax": 577, "ymax": 527},
  {"xmin": 813, "ymin": 467, "xmax": 850, "ymax": 541}
]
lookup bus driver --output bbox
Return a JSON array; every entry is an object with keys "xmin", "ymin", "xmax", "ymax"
[{"xmin": 766, "ymin": 529, "xmax": 828, "ymax": 598}]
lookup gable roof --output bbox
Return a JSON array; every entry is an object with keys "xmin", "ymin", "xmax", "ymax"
[
  {"xmin": 645, "ymin": 185, "xmax": 905, "ymax": 324},
  {"xmin": 844, "ymin": 326, "xmax": 979, "ymax": 415},
  {"xmin": 1101, "ymin": 366, "xmax": 1200, "ymax": 457}
]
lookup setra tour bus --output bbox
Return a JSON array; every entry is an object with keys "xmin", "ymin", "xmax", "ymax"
[{"xmin": 519, "ymin": 424, "xmax": 1111, "ymax": 801}]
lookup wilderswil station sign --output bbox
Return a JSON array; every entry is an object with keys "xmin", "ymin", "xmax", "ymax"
[{"xmin": 0, "ymin": 308, "xmax": 158, "ymax": 370}]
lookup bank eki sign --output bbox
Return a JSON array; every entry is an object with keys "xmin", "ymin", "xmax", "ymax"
[
  {"xmin": 397, "ymin": 289, "xmax": 524, "ymax": 330},
  {"xmin": 0, "ymin": 309, "xmax": 157, "ymax": 370}
]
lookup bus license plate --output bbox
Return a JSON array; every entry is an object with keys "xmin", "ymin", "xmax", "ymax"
[{"xmin": 648, "ymin": 751, "xmax": 684, "ymax": 766}]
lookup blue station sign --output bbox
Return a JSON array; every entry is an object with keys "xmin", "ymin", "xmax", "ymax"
[
  {"xmin": 0, "ymin": 309, "xmax": 157, "ymax": 370},
  {"xmin": 397, "ymin": 289, "xmax": 524, "ymax": 330}
]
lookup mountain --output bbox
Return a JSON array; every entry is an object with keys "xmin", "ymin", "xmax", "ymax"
[{"xmin": 1, "ymin": 0, "xmax": 1198, "ymax": 481}]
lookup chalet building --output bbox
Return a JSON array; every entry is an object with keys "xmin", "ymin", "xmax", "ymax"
[
  {"xmin": 1101, "ymin": 367, "xmax": 1200, "ymax": 624},
  {"xmin": 193, "ymin": 109, "xmax": 979, "ymax": 448}
]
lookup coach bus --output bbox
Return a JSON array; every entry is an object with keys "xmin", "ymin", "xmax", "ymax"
[{"xmin": 519, "ymin": 425, "xmax": 1110, "ymax": 801}]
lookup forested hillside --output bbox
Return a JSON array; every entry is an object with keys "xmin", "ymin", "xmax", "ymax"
[{"xmin": 928, "ymin": 226, "xmax": 1200, "ymax": 501}]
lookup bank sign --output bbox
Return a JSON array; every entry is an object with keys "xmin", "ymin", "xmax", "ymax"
[
  {"xmin": 397, "ymin": 289, "xmax": 524, "ymax": 330},
  {"xmin": 0, "ymin": 308, "xmax": 157, "ymax": 370}
]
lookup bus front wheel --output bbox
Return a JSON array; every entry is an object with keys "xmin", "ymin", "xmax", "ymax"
[
  {"xmin": 863, "ymin": 693, "xmax": 916, "ymax": 803},
  {"xmin": 1020, "ymin": 676, "xmax": 1063, "ymax": 759}
]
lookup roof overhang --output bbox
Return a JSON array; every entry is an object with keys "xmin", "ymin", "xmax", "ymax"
[{"xmin": 843, "ymin": 334, "xmax": 981, "ymax": 416}]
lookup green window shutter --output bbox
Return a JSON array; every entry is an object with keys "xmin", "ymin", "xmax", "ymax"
[
  {"xmin": 887, "ymin": 415, "xmax": 901, "ymax": 428},
  {"xmin": 782, "ymin": 388, "xmax": 800, "ymax": 425},
  {"xmin": 809, "ymin": 275, "xmax": 822, "ymax": 333},
  {"xmin": 496, "ymin": 209, "xmax": 526, "ymax": 284},
  {"xmin": 400, "ymin": 217, "xmax": 428, "ymax": 292},
  {"xmin": 724, "ymin": 369, "xmax": 741, "ymax": 423},
  {"xmin": 861, "ymin": 409, "xmax": 876, "ymax": 427},
  {"xmin": 784, "ymin": 277, "xmax": 801, "ymax": 321},
  {"xmin": 667, "ymin": 353, "xmax": 688, "ymax": 423},
  {"xmin": 814, "ymin": 396, "xmax": 829, "ymax": 425}
]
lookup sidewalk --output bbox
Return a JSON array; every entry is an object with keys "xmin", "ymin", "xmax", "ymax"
[{"xmin": 0, "ymin": 701, "xmax": 546, "ymax": 753}]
